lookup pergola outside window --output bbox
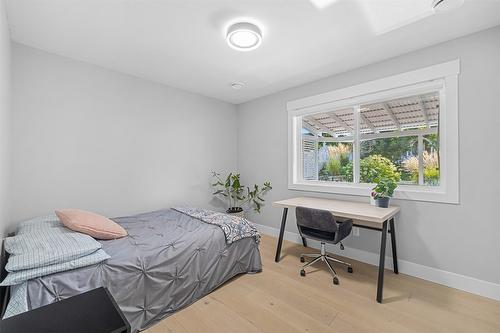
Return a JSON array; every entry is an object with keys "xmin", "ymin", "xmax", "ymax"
[{"xmin": 301, "ymin": 92, "xmax": 440, "ymax": 187}]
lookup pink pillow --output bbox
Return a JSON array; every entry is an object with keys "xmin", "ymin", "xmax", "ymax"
[{"xmin": 56, "ymin": 209, "xmax": 127, "ymax": 240}]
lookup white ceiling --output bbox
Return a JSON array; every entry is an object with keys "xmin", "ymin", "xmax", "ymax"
[{"xmin": 6, "ymin": 0, "xmax": 500, "ymax": 104}]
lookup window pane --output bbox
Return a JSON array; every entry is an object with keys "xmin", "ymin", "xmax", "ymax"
[
  {"xmin": 318, "ymin": 142, "xmax": 353, "ymax": 182},
  {"xmin": 302, "ymin": 109, "xmax": 354, "ymax": 182},
  {"xmin": 302, "ymin": 136, "xmax": 317, "ymax": 180},
  {"xmin": 360, "ymin": 135, "xmax": 418, "ymax": 184},
  {"xmin": 359, "ymin": 92, "xmax": 440, "ymax": 185},
  {"xmin": 423, "ymin": 134, "xmax": 440, "ymax": 186}
]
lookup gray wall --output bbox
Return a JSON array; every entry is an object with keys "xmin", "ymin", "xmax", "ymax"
[
  {"xmin": 237, "ymin": 26, "xmax": 500, "ymax": 284},
  {"xmin": 10, "ymin": 43, "xmax": 237, "ymax": 222},
  {"xmin": 0, "ymin": 0, "xmax": 10, "ymax": 238}
]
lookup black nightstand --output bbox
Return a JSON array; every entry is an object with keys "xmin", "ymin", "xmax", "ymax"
[{"xmin": 0, "ymin": 287, "xmax": 130, "ymax": 333}]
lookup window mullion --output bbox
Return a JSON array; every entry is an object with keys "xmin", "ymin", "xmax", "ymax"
[
  {"xmin": 353, "ymin": 106, "xmax": 361, "ymax": 184},
  {"xmin": 418, "ymin": 134, "xmax": 424, "ymax": 185},
  {"xmin": 314, "ymin": 133, "xmax": 319, "ymax": 181},
  {"xmin": 297, "ymin": 116, "xmax": 304, "ymax": 183}
]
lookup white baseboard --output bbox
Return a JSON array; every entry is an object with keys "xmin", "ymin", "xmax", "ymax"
[{"xmin": 255, "ymin": 223, "xmax": 500, "ymax": 302}]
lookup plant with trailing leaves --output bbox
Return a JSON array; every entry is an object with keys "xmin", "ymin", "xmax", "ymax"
[
  {"xmin": 211, "ymin": 172, "xmax": 272, "ymax": 213},
  {"xmin": 371, "ymin": 178, "xmax": 398, "ymax": 199}
]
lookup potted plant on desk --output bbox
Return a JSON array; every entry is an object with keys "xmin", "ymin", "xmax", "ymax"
[
  {"xmin": 211, "ymin": 172, "xmax": 272, "ymax": 217},
  {"xmin": 371, "ymin": 178, "xmax": 397, "ymax": 208}
]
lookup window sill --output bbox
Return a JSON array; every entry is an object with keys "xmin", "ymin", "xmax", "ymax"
[{"xmin": 289, "ymin": 181, "xmax": 459, "ymax": 204}]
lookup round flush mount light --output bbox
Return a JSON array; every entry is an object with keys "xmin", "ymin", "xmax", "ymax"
[
  {"xmin": 226, "ymin": 22, "xmax": 262, "ymax": 51},
  {"xmin": 432, "ymin": 0, "xmax": 465, "ymax": 12}
]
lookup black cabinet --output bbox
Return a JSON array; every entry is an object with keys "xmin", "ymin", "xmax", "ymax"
[{"xmin": 0, "ymin": 287, "xmax": 130, "ymax": 333}]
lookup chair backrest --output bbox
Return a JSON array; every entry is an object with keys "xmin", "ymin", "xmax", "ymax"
[{"xmin": 296, "ymin": 206, "xmax": 338, "ymax": 234}]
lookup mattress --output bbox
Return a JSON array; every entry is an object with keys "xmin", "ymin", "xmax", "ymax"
[{"xmin": 24, "ymin": 209, "xmax": 262, "ymax": 332}]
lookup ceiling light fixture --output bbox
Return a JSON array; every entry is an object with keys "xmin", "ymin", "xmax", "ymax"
[
  {"xmin": 226, "ymin": 22, "xmax": 262, "ymax": 51},
  {"xmin": 432, "ymin": 0, "xmax": 465, "ymax": 12}
]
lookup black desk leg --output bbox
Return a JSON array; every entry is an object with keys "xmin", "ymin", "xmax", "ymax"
[
  {"xmin": 275, "ymin": 208, "xmax": 288, "ymax": 262},
  {"xmin": 376, "ymin": 220, "xmax": 388, "ymax": 303},
  {"xmin": 389, "ymin": 218, "xmax": 398, "ymax": 274}
]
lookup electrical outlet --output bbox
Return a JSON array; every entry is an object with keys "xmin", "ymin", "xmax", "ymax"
[{"xmin": 352, "ymin": 227, "xmax": 360, "ymax": 237}]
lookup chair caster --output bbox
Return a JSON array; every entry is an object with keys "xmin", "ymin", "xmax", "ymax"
[
  {"xmin": 300, "ymin": 269, "xmax": 306, "ymax": 277},
  {"xmin": 333, "ymin": 276, "xmax": 339, "ymax": 285},
  {"xmin": 347, "ymin": 267, "xmax": 353, "ymax": 273},
  {"xmin": 300, "ymin": 256, "xmax": 305, "ymax": 263}
]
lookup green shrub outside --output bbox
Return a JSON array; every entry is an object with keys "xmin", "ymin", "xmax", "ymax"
[
  {"xmin": 424, "ymin": 167, "xmax": 440, "ymax": 185},
  {"xmin": 343, "ymin": 155, "xmax": 400, "ymax": 183}
]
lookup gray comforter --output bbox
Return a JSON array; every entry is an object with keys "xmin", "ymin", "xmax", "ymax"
[{"xmin": 24, "ymin": 209, "xmax": 262, "ymax": 332}]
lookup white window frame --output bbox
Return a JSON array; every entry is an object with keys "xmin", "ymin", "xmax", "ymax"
[{"xmin": 287, "ymin": 60, "xmax": 460, "ymax": 204}]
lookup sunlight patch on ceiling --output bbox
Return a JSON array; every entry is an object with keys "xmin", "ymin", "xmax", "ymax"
[
  {"xmin": 358, "ymin": 0, "xmax": 435, "ymax": 35},
  {"xmin": 309, "ymin": 0, "xmax": 340, "ymax": 10}
]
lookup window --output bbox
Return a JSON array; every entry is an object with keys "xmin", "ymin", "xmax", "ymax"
[
  {"xmin": 288, "ymin": 60, "xmax": 459, "ymax": 203},
  {"xmin": 302, "ymin": 108, "xmax": 354, "ymax": 183}
]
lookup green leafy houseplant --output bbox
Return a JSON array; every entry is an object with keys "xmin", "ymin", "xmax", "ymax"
[
  {"xmin": 371, "ymin": 178, "xmax": 398, "ymax": 208},
  {"xmin": 211, "ymin": 172, "xmax": 272, "ymax": 214},
  {"xmin": 371, "ymin": 178, "xmax": 397, "ymax": 199}
]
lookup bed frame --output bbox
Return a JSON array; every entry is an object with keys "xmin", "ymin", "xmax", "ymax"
[{"xmin": 0, "ymin": 239, "xmax": 11, "ymax": 318}]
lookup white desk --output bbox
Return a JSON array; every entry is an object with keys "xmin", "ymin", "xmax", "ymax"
[{"xmin": 273, "ymin": 197, "xmax": 400, "ymax": 303}]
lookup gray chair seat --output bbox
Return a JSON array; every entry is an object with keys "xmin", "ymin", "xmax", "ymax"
[{"xmin": 296, "ymin": 206, "xmax": 353, "ymax": 285}]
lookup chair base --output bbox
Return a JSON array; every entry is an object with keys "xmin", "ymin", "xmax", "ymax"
[{"xmin": 299, "ymin": 243, "xmax": 352, "ymax": 284}]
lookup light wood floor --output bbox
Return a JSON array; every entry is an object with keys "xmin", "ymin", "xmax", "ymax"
[{"xmin": 145, "ymin": 234, "xmax": 500, "ymax": 333}]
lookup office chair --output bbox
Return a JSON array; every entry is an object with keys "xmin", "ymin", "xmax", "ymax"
[{"xmin": 296, "ymin": 206, "xmax": 353, "ymax": 285}]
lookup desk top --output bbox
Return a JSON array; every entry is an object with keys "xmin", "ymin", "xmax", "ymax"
[{"xmin": 273, "ymin": 197, "xmax": 400, "ymax": 224}]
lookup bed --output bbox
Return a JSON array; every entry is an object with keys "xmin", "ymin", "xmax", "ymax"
[{"xmin": 1, "ymin": 208, "xmax": 262, "ymax": 332}]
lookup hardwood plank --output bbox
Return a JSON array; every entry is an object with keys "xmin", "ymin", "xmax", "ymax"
[
  {"xmin": 150, "ymin": 295, "xmax": 262, "ymax": 333},
  {"xmin": 239, "ymin": 269, "xmax": 338, "ymax": 326},
  {"xmin": 145, "ymin": 316, "xmax": 190, "ymax": 333}
]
